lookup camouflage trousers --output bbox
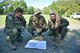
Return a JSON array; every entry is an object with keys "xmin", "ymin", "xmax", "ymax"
[
  {"xmin": 4, "ymin": 28, "xmax": 23, "ymax": 44},
  {"xmin": 47, "ymin": 27, "xmax": 68, "ymax": 40},
  {"xmin": 28, "ymin": 28, "xmax": 47, "ymax": 37}
]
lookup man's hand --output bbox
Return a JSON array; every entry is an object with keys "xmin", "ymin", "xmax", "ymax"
[
  {"xmin": 36, "ymin": 28, "xmax": 42, "ymax": 32},
  {"xmin": 51, "ymin": 25, "xmax": 55, "ymax": 29},
  {"xmin": 39, "ymin": 24, "xmax": 43, "ymax": 28},
  {"xmin": 12, "ymin": 28, "xmax": 17, "ymax": 33}
]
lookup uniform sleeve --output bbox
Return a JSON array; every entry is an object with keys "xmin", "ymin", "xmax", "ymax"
[
  {"xmin": 42, "ymin": 16, "xmax": 47, "ymax": 28},
  {"xmin": 5, "ymin": 15, "xmax": 14, "ymax": 29},
  {"xmin": 28, "ymin": 16, "xmax": 33, "ymax": 28},
  {"xmin": 55, "ymin": 18, "xmax": 61, "ymax": 29},
  {"xmin": 48, "ymin": 20, "xmax": 52, "ymax": 29},
  {"xmin": 60, "ymin": 18, "xmax": 69, "ymax": 27},
  {"xmin": 21, "ymin": 16, "xmax": 26, "ymax": 27}
]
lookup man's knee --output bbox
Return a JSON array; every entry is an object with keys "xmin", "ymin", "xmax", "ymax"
[
  {"xmin": 60, "ymin": 27, "xmax": 68, "ymax": 35},
  {"xmin": 62, "ymin": 27, "xmax": 67, "ymax": 32},
  {"xmin": 8, "ymin": 29, "xmax": 18, "ymax": 36},
  {"xmin": 59, "ymin": 27, "xmax": 68, "ymax": 40},
  {"xmin": 12, "ymin": 29, "xmax": 18, "ymax": 34}
]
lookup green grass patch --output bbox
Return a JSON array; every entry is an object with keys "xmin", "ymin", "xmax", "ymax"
[
  {"xmin": 0, "ymin": 15, "xmax": 80, "ymax": 27},
  {"xmin": 64, "ymin": 16, "xmax": 80, "ymax": 25},
  {"xmin": 23, "ymin": 14, "xmax": 50, "ymax": 24},
  {"xmin": 0, "ymin": 15, "xmax": 6, "ymax": 26}
]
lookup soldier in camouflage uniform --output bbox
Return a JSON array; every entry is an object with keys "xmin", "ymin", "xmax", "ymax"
[
  {"xmin": 48, "ymin": 10, "xmax": 69, "ymax": 46},
  {"xmin": 4, "ymin": 7, "xmax": 26, "ymax": 50},
  {"xmin": 28, "ymin": 8, "xmax": 47, "ymax": 40}
]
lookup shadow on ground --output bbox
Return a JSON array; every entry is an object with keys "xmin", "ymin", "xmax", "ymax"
[{"xmin": 0, "ymin": 28, "xmax": 80, "ymax": 53}]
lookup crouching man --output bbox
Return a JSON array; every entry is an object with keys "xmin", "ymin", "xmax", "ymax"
[
  {"xmin": 28, "ymin": 8, "xmax": 47, "ymax": 40},
  {"xmin": 48, "ymin": 10, "xmax": 69, "ymax": 47},
  {"xmin": 4, "ymin": 7, "xmax": 26, "ymax": 50}
]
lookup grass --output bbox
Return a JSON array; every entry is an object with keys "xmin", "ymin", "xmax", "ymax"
[
  {"xmin": 0, "ymin": 14, "xmax": 80, "ymax": 27},
  {"xmin": 0, "ymin": 15, "xmax": 6, "ymax": 27},
  {"xmin": 24, "ymin": 14, "xmax": 50, "ymax": 24},
  {"xmin": 64, "ymin": 16, "xmax": 80, "ymax": 25}
]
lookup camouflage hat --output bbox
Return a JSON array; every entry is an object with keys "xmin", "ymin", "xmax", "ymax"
[
  {"xmin": 34, "ymin": 8, "xmax": 41, "ymax": 14},
  {"xmin": 49, "ymin": 10, "xmax": 56, "ymax": 15}
]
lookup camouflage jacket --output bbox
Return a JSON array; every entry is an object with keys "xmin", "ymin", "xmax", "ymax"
[
  {"xmin": 48, "ymin": 18, "xmax": 60, "ymax": 30},
  {"xmin": 28, "ymin": 15, "xmax": 47, "ymax": 29},
  {"xmin": 5, "ymin": 13, "xmax": 26, "ymax": 29},
  {"xmin": 60, "ymin": 18, "xmax": 69, "ymax": 27},
  {"xmin": 48, "ymin": 17, "xmax": 69, "ymax": 29}
]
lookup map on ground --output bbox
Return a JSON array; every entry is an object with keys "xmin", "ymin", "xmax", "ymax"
[{"xmin": 25, "ymin": 40, "xmax": 46, "ymax": 50}]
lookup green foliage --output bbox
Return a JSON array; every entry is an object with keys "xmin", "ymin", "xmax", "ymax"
[
  {"xmin": 1, "ymin": 0, "xmax": 80, "ymax": 15},
  {"xmin": 42, "ymin": 7, "xmax": 49, "ymax": 14},
  {"xmin": 12, "ymin": 0, "xmax": 27, "ymax": 14},
  {"xmin": 0, "ymin": 8, "xmax": 4, "ymax": 14},
  {"xmin": 0, "ymin": 0, "xmax": 35, "ymax": 14},
  {"xmin": 0, "ymin": 15, "xmax": 80, "ymax": 27},
  {"xmin": 42, "ymin": 0, "xmax": 80, "ymax": 17},
  {"xmin": 0, "ymin": 0, "xmax": 27, "ymax": 14},
  {"xmin": 27, "ymin": 6, "xmax": 34, "ymax": 14}
]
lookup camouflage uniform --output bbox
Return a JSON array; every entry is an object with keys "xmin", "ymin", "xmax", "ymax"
[
  {"xmin": 59, "ymin": 17, "xmax": 69, "ymax": 40},
  {"xmin": 48, "ymin": 17, "xmax": 69, "ymax": 38},
  {"xmin": 28, "ymin": 15, "xmax": 47, "ymax": 37},
  {"xmin": 4, "ymin": 13, "xmax": 26, "ymax": 44},
  {"xmin": 47, "ymin": 10, "xmax": 69, "ymax": 46}
]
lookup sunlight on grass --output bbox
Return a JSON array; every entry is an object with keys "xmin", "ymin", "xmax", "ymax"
[
  {"xmin": 64, "ymin": 16, "xmax": 80, "ymax": 25},
  {"xmin": 24, "ymin": 14, "xmax": 50, "ymax": 24},
  {"xmin": 0, "ymin": 15, "xmax": 6, "ymax": 26},
  {"xmin": 23, "ymin": 15, "xmax": 31, "ymax": 24},
  {"xmin": 0, "ymin": 15, "xmax": 80, "ymax": 27}
]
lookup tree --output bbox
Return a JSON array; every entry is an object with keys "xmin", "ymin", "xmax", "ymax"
[
  {"xmin": 42, "ymin": 0, "xmax": 80, "ymax": 16},
  {"xmin": 42, "ymin": 7, "xmax": 50, "ymax": 14},
  {"xmin": 0, "ymin": 0, "xmax": 13, "ymax": 14},
  {"xmin": 0, "ymin": 2, "xmax": 4, "ymax": 14},
  {"xmin": 27, "ymin": 6, "xmax": 34, "ymax": 14},
  {"xmin": 0, "ymin": 0, "xmax": 27, "ymax": 14},
  {"xmin": 12, "ymin": 0, "xmax": 27, "ymax": 14}
]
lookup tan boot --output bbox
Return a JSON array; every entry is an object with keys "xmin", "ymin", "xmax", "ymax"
[
  {"xmin": 32, "ymin": 36, "xmax": 35, "ymax": 39},
  {"xmin": 34, "ymin": 36, "xmax": 39, "ymax": 40},
  {"xmin": 59, "ymin": 40, "xmax": 63, "ymax": 47},
  {"xmin": 39, "ymin": 35, "xmax": 43, "ymax": 41},
  {"xmin": 34, "ymin": 35, "xmax": 43, "ymax": 41},
  {"xmin": 6, "ymin": 36, "xmax": 10, "ymax": 41},
  {"xmin": 53, "ymin": 36, "xmax": 58, "ymax": 41},
  {"xmin": 10, "ymin": 43, "xmax": 16, "ymax": 50}
]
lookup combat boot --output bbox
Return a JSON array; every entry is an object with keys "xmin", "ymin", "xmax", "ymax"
[
  {"xmin": 10, "ymin": 43, "xmax": 16, "ymax": 50},
  {"xmin": 34, "ymin": 35, "xmax": 43, "ymax": 41},
  {"xmin": 53, "ymin": 36, "xmax": 58, "ymax": 41},
  {"xmin": 39, "ymin": 35, "xmax": 43, "ymax": 41},
  {"xmin": 6, "ymin": 36, "xmax": 10, "ymax": 41},
  {"xmin": 32, "ymin": 36, "xmax": 35, "ymax": 39},
  {"xmin": 59, "ymin": 40, "xmax": 63, "ymax": 47},
  {"xmin": 17, "ymin": 36, "xmax": 23, "ymax": 43}
]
